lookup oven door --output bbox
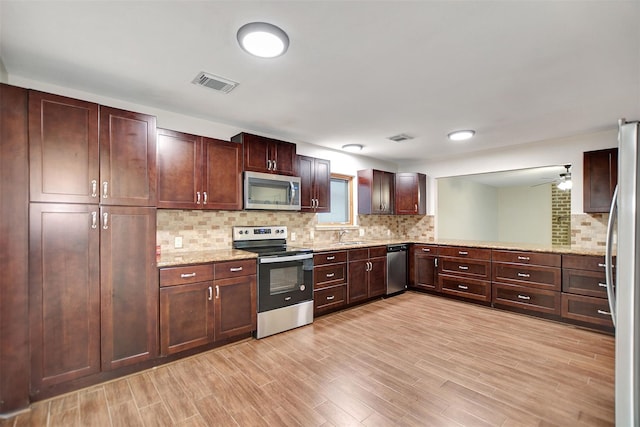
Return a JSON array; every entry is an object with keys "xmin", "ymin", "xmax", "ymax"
[{"xmin": 257, "ymin": 253, "xmax": 313, "ymax": 312}]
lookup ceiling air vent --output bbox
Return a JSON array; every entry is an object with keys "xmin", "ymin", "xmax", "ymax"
[
  {"xmin": 191, "ymin": 72, "xmax": 239, "ymax": 94},
  {"xmin": 387, "ymin": 133, "xmax": 414, "ymax": 142}
]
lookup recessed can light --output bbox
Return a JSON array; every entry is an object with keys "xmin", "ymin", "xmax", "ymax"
[
  {"xmin": 342, "ymin": 144, "xmax": 363, "ymax": 152},
  {"xmin": 237, "ymin": 22, "xmax": 289, "ymax": 58},
  {"xmin": 447, "ymin": 130, "xmax": 475, "ymax": 141}
]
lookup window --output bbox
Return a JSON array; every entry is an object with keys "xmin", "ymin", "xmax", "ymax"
[{"xmin": 317, "ymin": 174, "xmax": 354, "ymax": 226}]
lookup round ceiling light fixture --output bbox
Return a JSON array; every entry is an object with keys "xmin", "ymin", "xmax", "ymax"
[
  {"xmin": 447, "ymin": 130, "xmax": 476, "ymax": 141},
  {"xmin": 342, "ymin": 144, "xmax": 363, "ymax": 152},
  {"xmin": 237, "ymin": 22, "xmax": 289, "ymax": 58}
]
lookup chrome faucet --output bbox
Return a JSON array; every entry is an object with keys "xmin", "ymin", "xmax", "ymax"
[{"xmin": 338, "ymin": 229, "xmax": 349, "ymax": 243}]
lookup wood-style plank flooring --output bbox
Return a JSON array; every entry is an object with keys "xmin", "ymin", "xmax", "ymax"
[{"xmin": 2, "ymin": 292, "xmax": 615, "ymax": 426}]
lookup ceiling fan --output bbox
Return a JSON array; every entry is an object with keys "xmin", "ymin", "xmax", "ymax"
[{"xmin": 532, "ymin": 164, "xmax": 572, "ymax": 190}]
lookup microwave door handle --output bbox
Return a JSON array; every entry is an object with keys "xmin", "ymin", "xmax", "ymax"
[
  {"xmin": 605, "ymin": 184, "xmax": 618, "ymax": 327},
  {"xmin": 290, "ymin": 181, "xmax": 296, "ymax": 204}
]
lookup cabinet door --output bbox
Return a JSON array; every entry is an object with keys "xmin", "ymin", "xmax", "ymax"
[
  {"xmin": 29, "ymin": 91, "xmax": 99, "ymax": 204},
  {"xmin": 273, "ymin": 141, "xmax": 296, "ymax": 176},
  {"xmin": 160, "ymin": 282, "xmax": 214, "ymax": 355},
  {"xmin": 156, "ymin": 128, "xmax": 202, "ymax": 209},
  {"xmin": 203, "ymin": 138, "xmax": 243, "ymax": 210},
  {"xmin": 29, "ymin": 203, "xmax": 101, "ymax": 393},
  {"xmin": 583, "ymin": 148, "xmax": 618, "ymax": 213},
  {"xmin": 371, "ymin": 171, "xmax": 384, "ymax": 214},
  {"xmin": 314, "ymin": 158, "xmax": 331, "ymax": 213},
  {"xmin": 395, "ymin": 173, "xmax": 418, "ymax": 215},
  {"xmin": 214, "ymin": 275, "xmax": 257, "ymax": 341},
  {"xmin": 297, "ymin": 155, "xmax": 315, "ymax": 211},
  {"xmin": 241, "ymin": 134, "xmax": 270, "ymax": 173},
  {"xmin": 348, "ymin": 259, "xmax": 369, "ymax": 303},
  {"xmin": 100, "ymin": 206, "xmax": 158, "ymax": 370},
  {"xmin": 380, "ymin": 171, "xmax": 395, "ymax": 214},
  {"xmin": 412, "ymin": 253, "xmax": 438, "ymax": 291},
  {"xmin": 368, "ymin": 257, "xmax": 387, "ymax": 298},
  {"xmin": 99, "ymin": 106, "xmax": 157, "ymax": 206}
]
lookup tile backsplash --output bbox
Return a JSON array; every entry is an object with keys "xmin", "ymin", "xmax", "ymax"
[{"xmin": 157, "ymin": 209, "xmax": 608, "ymax": 255}]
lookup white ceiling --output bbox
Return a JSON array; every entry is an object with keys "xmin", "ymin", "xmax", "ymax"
[{"xmin": 1, "ymin": 1, "xmax": 639, "ymax": 164}]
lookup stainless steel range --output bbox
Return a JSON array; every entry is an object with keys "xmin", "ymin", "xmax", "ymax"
[{"xmin": 232, "ymin": 226, "xmax": 313, "ymax": 339}]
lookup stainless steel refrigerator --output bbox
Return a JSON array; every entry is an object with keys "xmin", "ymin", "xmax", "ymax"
[{"xmin": 605, "ymin": 119, "xmax": 640, "ymax": 426}]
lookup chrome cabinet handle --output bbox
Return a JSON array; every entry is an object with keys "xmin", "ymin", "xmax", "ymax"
[
  {"xmin": 215, "ymin": 285, "xmax": 219, "ymax": 299},
  {"xmin": 458, "ymin": 284, "xmax": 468, "ymax": 290},
  {"xmin": 208, "ymin": 286, "xmax": 213, "ymax": 301},
  {"xmin": 284, "ymin": 296, "xmax": 292, "ymax": 301},
  {"xmin": 435, "ymin": 258, "xmax": 438, "ymax": 268},
  {"xmin": 267, "ymin": 159, "xmax": 272, "ymax": 170},
  {"xmin": 458, "ymin": 265, "xmax": 469, "ymax": 270},
  {"xmin": 517, "ymin": 272, "xmax": 531, "ymax": 278},
  {"xmin": 102, "ymin": 212, "xmax": 109, "ymax": 230},
  {"xmin": 597, "ymin": 309, "xmax": 611, "ymax": 316},
  {"xmin": 196, "ymin": 191, "xmax": 201, "ymax": 204},
  {"xmin": 229, "ymin": 267, "xmax": 243, "ymax": 272},
  {"xmin": 91, "ymin": 180, "xmax": 97, "ymax": 198},
  {"xmin": 273, "ymin": 160, "xmax": 277, "ymax": 171},
  {"xmin": 414, "ymin": 204, "xmax": 418, "ymax": 212},
  {"xmin": 326, "ymin": 295, "xmax": 335, "ymax": 301},
  {"xmin": 458, "ymin": 251, "xmax": 468, "ymax": 256},
  {"xmin": 326, "ymin": 256, "xmax": 335, "ymax": 261},
  {"xmin": 180, "ymin": 273, "xmax": 196, "ymax": 278},
  {"xmin": 598, "ymin": 263, "xmax": 607, "ymax": 268},
  {"xmin": 91, "ymin": 211, "xmax": 98, "ymax": 229},
  {"xmin": 326, "ymin": 273, "xmax": 335, "ymax": 278},
  {"xmin": 517, "ymin": 294, "xmax": 531, "ymax": 300},
  {"xmin": 518, "ymin": 256, "xmax": 530, "ymax": 261},
  {"xmin": 422, "ymin": 248, "xmax": 430, "ymax": 252},
  {"xmin": 203, "ymin": 192, "xmax": 208, "ymax": 205},
  {"xmin": 599, "ymin": 282, "xmax": 607, "ymax": 288},
  {"xmin": 102, "ymin": 181, "xmax": 108, "ymax": 199}
]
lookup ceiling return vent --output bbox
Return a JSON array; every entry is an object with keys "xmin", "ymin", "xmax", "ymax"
[
  {"xmin": 387, "ymin": 133, "xmax": 414, "ymax": 142},
  {"xmin": 191, "ymin": 72, "xmax": 239, "ymax": 94}
]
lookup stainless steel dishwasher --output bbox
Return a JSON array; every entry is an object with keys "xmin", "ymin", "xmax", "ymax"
[{"xmin": 386, "ymin": 244, "xmax": 408, "ymax": 295}]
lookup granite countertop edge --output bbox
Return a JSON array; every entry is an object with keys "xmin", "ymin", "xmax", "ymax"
[{"xmin": 158, "ymin": 240, "xmax": 607, "ymax": 267}]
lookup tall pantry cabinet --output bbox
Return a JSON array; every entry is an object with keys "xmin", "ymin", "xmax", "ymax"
[{"xmin": 28, "ymin": 91, "xmax": 158, "ymax": 397}]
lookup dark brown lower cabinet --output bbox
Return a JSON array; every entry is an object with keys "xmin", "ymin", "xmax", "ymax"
[
  {"xmin": 29, "ymin": 203, "xmax": 101, "ymax": 394},
  {"xmin": 214, "ymin": 274, "xmax": 256, "ymax": 340},
  {"xmin": 409, "ymin": 244, "xmax": 438, "ymax": 292},
  {"xmin": 29, "ymin": 203, "xmax": 157, "ymax": 396},
  {"xmin": 561, "ymin": 293, "xmax": 614, "ymax": 328},
  {"xmin": 492, "ymin": 283, "xmax": 561, "ymax": 316},
  {"xmin": 347, "ymin": 247, "xmax": 386, "ymax": 304}
]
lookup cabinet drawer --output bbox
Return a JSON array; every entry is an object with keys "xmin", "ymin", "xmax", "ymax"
[
  {"xmin": 562, "ymin": 254, "xmax": 609, "ymax": 271},
  {"xmin": 492, "ymin": 250, "xmax": 560, "ymax": 267},
  {"xmin": 413, "ymin": 244, "xmax": 438, "ymax": 255},
  {"xmin": 348, "ymin": 248, "xmax": 369, "ymax": 261},
  {"xmin": 439, "ymin": 275, "xmax": 491, "ymax": 302},
  {"xmin": 492, "ymin": 283, "xmax": 560, "ymax": 315},
  {"xmin": 314, "ymin": 285, "xmax": 346, "ymax": 313},
  {"xmin": 160, "ymin": 264, "xmax": 214, "ymax": 287},
  {"xmin": 438, "ymin": 246, "xmax": 491, "ymax": 260},
  {"xmin": 562, "ymin": 269, "xmax": 608, "ymax": 298},
  {"xmin": 492, "ymin": 263, "xmax": 561, "ymax": 290},
  {"xmin": 314, "ymin": 251, "xmax": 347, "ymax": 266},
  {"xmin": 214, "ymin": 259, "xmax": 256, "ymax": 279},
  {"xmin": 561, "ymin": 293, "xmax": 614, "ymax": 327},
  {"xmin": 314, "ymin": 263, "xmax": 347, "ymax": 289},
  {"xmin": 439, "ymin": 258, "xmax": 490, "ymax": 280},
  {"xmin": 369, "ymin": 246, "xmax": 388, "ymax": 258}
]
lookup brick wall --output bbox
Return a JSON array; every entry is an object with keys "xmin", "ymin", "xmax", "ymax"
[{"xmin": 551, "ymin": 183, "xmax": 571, "ymax": 245}]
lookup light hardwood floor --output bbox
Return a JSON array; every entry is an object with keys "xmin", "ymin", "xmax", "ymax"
[{"xmin": 2, "ymin": 292, "xmax": 615, "ymax": 426}]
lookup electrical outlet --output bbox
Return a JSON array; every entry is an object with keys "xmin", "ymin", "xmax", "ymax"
[
  {"xmin": 359, "ymin": 228, "xmax": 365, "ymax": 237},
  {"xmin": 174, "ymin": 236, "xmax": 183, "ymax": 249},
  {"xmin": 386, "ymin": 229, "xmax": 391, "ymax": 237},
  {"xmin": 291, "ymin": 232, "xmax": 296, "ymax": 241},
  {"xmin": 309, "ymin": 229, "xmax": 314, "ymax": 240}
]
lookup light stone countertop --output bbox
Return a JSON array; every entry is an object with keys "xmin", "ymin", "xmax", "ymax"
[{"xmin": 158, "ymin": 239, "xmax": 607, "ymax": 268}]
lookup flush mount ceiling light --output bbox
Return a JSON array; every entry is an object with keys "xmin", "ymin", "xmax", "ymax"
[
  {"xmin": 237, "ymin": 22, "xmax": 289, "ymax": 58},
  {"xmin": 342, "ymin": 144, "xmax": 363, "ymax": 152},
  {"xmin": 447, "ymin": 130, "xmax": 476, "ymax": 141}
]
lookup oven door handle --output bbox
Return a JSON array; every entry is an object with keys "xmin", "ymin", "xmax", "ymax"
[{"xmin": 259, "ymin": 253, "xmax": 313, "ymax": 264}]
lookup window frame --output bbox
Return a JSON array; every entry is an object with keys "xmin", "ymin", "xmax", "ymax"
[{"xmin": 316, "ymin": 173, "xmax": 355, "ymax": 228}]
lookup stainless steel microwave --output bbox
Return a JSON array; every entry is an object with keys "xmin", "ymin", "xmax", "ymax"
[{"xmin": 244, "ymin": 171, "xmax": 301, "ymax": 211}]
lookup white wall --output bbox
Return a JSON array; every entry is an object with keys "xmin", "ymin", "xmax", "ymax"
[
  {"xmin": 401, "ymin": 129, "xmax": 618, "ymax": 215},
  {"xmin": 497, "ymin": 184, "xmax": 552, "ymax": 245},
  {"xmin": 437, "ymin": 178, "xmax": 498, "ymax": 241}
]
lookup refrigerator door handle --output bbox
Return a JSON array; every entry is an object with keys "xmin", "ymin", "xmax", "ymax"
[{"xmin": 605, "ymin": 184, "xmax": 618, "ymax": 327}]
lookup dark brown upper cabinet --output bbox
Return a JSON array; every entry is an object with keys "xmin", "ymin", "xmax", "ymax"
[
  {"xmin": 358, "ymin": 169, "xmax": 394, "ymax": 215},
  {"xmin": 232, "ymin": 132, "xmax": 296, "ymax": 176},
  {"xmin": 395, "ymin": 172, "xmax": 426, "ymax": 215},
  {"xmin": 583, "ymin": 148, "xmax": 618, "ymax": 213},
  {"xmin": 28, "ymin": 92, "xmax": 157, "ymax": 206},
  {"xmin": 157, "ymin": 128, "xmax": 242, "ymax": 210},
  {"xmin": 297, "ymin": 155, "xmax": 331, "ymax": 213}
]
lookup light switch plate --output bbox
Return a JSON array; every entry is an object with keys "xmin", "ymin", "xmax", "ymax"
[
  {"xmin": 291, "ymin": 232, "xmax": 296, "ymax": 241},
  {"xmin": 174, "ymin": 236, "xmax": 183, "ymax": 249},
  {"xmin": 359, "ymin": 228, "xmax": 365, "ymax": 237}
]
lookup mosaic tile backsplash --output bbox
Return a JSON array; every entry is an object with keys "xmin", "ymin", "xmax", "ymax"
[{"xmin": 157, "ymin": 210, "xmax": 608, "ymax": 255}]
